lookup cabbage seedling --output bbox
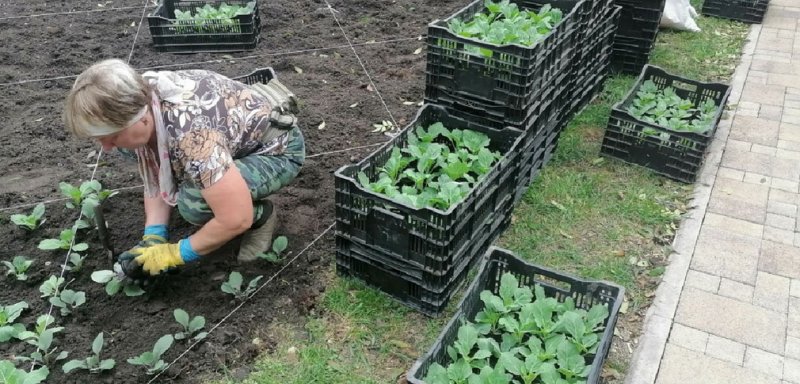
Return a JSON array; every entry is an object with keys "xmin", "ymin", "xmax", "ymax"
[
  {"xmin": 49, "ymin": 290, "xmax": 86, "ymax": 316},
  {"xmin": 220, "ymin": 272, "xmax": 262, "ymax": 301},
  {"xmin": 62, "ymin": 332, "xmax": 116, "ymax": 374},
  {"xmin": 172, "ymin": 309, "xmax": 207, "ymax": 341},
  {"xmin": 17, "ymin": 315, "xmax": 63, "ymax": 343},
  {"xmin": 0, "ymin": 360, "xmax": 49, "ymax": 384},
  {"xmin": 91, "ymin": 268, "xmax": 145, "ymax": 297},
  {"xmin": 127, "ymin": 334, "xmax": 173, "ymax": 375},
  {"xmin": 0, "ymin": 301, "xmax": 29, "ymax": 343},
  {"xmin": 10, "ymin": 203, "xmax": 46, "ymax": 231},
  {"xmin": 65, "ymin": 253, "xmax": 85, "ymax": 273},
  {"xmin": 3, "ymin": 256, "xmax": 33, "ymax": 281},
  {"xmin": 257, "ymin": 236, "xmax": 288, "ymax": 263},
  {"xmin": 16, "ymin": 327, "xmax": 68, "ymax": 367},
  {"xmin": 38, "ymin": 276, "xmax": 65, "ymax": 298},
  {"xmin": 38, "ymin": 228, "xmax": 88, "ymax": 253}
]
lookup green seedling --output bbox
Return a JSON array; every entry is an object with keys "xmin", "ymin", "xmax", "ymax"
[
  {"xmin": 59, "ymin": 181, "xmax": 100, "ymax": 209},
  {"xmin": 257, "ymin": 236, "xmax": 288, "ymax": 263},
  {"xmin": 173, "ymin": 1, "xmax": 256, "ymax": 34},
  {"xmin": 16, "ymin": 327, "xmax": 68, "ymax": 367},
  {"xmin": 38, "ymin": 276, "xmax": 65, "ymax": 298},
  {"xmin": 172, "ymin": 309, "xmax": 207, "ymax": 341},
  {"xmin": 448, "ymin": 0, "xmax": 563, "ymax": 57},
  {"xmin": 17, "ymin": 315, "xmax": 62, "ymax": 341},
  {"xmin": 90, "ymin": 268, "xmax": 145, "ymax": 297},
  {"xmin": 0, "ymin": 360, "xmax": 49, "ymax": 384},
  {"xmin": 9, "ymin": 203, "xmax": 46, "ymax": 231},
  {"xmin": 0, "ymin": 301, "xmax": 28, "ymax": 343},
  {"xmin": 49, "ymin": 290, "xmax": 86, "ymax": 316},
  {"xmin": 627, "ymin": 80, "xmax": 719, "ymax": 137},
  {"xmin": 62, "ymin": 332, "xmax": 116, "ymax": 374},
  {"xmin": 220, "ymin": 272, "xmax": 262, "ymax": 301},
  {"xmin": 65, "ymin": 253, "xmax": 85, "ymax": 273},
  {"xmin": 3, "ymin": 256, "xmax": 33, "ymax": 281},
  {"xmin": 127, "ymin": 334, "xmax": 173, "ymax": 375},
  {"xmin": 38, "ymin": 228, "xmax": 88, "ymax": 253},
  {"xmin": 357, "ymin": 122, "xmax": 502, "ymax": 210}
]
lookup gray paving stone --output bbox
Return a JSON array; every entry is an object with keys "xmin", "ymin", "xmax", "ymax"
[
  {"xmin": 753, "ymin": 144, "xmax": 779, "ymax": 156},
  {"xmin": 746, "ymin": 171, "xmax": 774, "ymax": 185},
  {"xmin": 707, "ymin": 334, "xmax": 746, "ymax": 364},
  {"xmin": 729, "ymin": 138, "xmax": 756, "ymax": 151},
  {"xmin": 770, "ymin": 188, "xmax": 799, "ymax": 205},
  {"xmin": 767, "ymin": 212, "xmax": 797, "ymax": 230},
  {"xmin": 705, "ymin": 212, "xmax": 765, "ymax": 238},
  {"xmin": 692, "ymin": 226, "xmax": 761, "ymax": 284},
  {"xmin": 785, "ymin": 114, "xmax": 800, "ymax": 125},
  {"xmin": 765, "ymin": 226, "xmax": 796, "ymax": 245},
  {"xmin": 760, "ymin": 240, "xmax": 800, "ymax": 281},
  {"xmin": 761, "ymin": 105, "xmax": 785, "ymax": 121},
  {"xmin": 722, "ymin": 146, "xmax": 774, "ymax": 174},
  {"xmin": 779, "ymin": 122, "xmax": 800, "ymax": 142},
  {"xmin": 741, "ymin": 83, "xmax": 787, "ymax": 106},
  {"xmin": 771, "ymin": 157, "xmax": 800, "ymax": 180},
  {"xmin": 713, "ymin": 177, "xmax": 771, "ymax": 208},
  {"xmin": 675, "ymin": 288, "xmax": 786, "ymax": 354},
  {"xmin": 787, "ymin": 336, "xmax": 800, "ymax": 360},
  {"xmin": 769, "ymin": 74, "xmax": 800, "ymax": 87},
  {"xmin": 792, "ymin": 280, "xmax": 800, "ymax": 298},
  {"xmin": 778, "ymin": 139, "xmax": 800, "ymax": 151},
  {"xmin": 685, "ymin": 269, "xmax": 721, "ymax": 293},
  {"xmin": 768, "ymin": 200, "xmax": 798, "ymax": 217},
  {"xmin": 709, "ymin": 195, "xmax": 767, "ymax": 224},
  {"xmin": 745, "ymin": 347, "xmax": 785, "ymax": 379},
  {"xmin": 785, "ymin": 358, "xmax": 800, "ymax": 383},
  {"xmin": 657, "ymin": 344, "xmax": 781, "ymax": 384},
  {"xmin": 669, "ymin": 323, "xmax": 708, "ymax": 353},
  {"xmin": 776, "ymin": 148, "xmax": 800, "ymax": 160},
  {"xmin": 719, "ymin": 166, "xmax": 746, "ymax": 181},
  {"xmin": 753, "ymin": 271, "xmax": 791, "ymax": 312},
  {"xmin": 719, "ymin": 278, "xmax": 756, "ymax": 301},
  {"xmin": 789, "ymin": 298, "xmax": 800, "ymax": 339},
  {"xmin": 763, "ymin": 13, "xmax": 799, "ymax": 30}
]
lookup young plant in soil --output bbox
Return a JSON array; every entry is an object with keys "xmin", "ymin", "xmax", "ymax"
[
  {"xmin": 424, "ymin": 273, "xmax": 610, "ymax": 384},
  {"xmin": 221, "ymin": 272, "xmax": 263, "ymax": 301},
  {"xmin": 38, "ymin": 228, "xmax": 88, "ymax": 253},
  {"xmin": 448, "ymin": 0, "xmax": 563, "ymax": 57},
  {"xmin": 16, "ymin": 326, "xmax": 69, "ymax": 368},
  {"xmin": 62, "ymin": 332, "xmax": 116, "ymax": 374},
  {"xmin": 64, "ymin": 253, "xmax": 85, "ymax": 273},
  {"xmin": 257, "ymin": 236, "xmax": 288, "ymax": 263},
  {"xmin": 0, "ymin": 360, "xmax": 49, "ymax": 384},
  {"xmin": 127, "ymin": 334, "xmax": 174, "ymax": 375},
  {"xmin": 0, "ymin": 301, "xmax": 28, "ymax": 343},
  {"xmin": 627, "ymin": 80, "xmax": 719, "ymax": 135},
  {"xmin": 49, "ymin": 290, "xmax": 86, "ymax": 316},
  {"xmin": 9, "ymin": 203, "xmax": 46, "ymax": 231},
  {"xmin": 38, "ymin": 276, "xmax": 65, "ymax": 298},
  {"xmin": 172, "ymin": 309, "xmax": 207, "ymax": 341},
  {"xmin": 90, "ymin": 266, "xmax": 145, "ymax": 297},
  {"xmin": 357, "ymin": 123, "xmax": 502, "ymax": 210},
  {"xmin": 3, "ymin": 256, "xmax": 34, "ymax": 281}
]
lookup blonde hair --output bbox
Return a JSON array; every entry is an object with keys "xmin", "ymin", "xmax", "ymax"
[{"xmin": 63, "ymin": 59, "xmax": 152, "ymax": 138}]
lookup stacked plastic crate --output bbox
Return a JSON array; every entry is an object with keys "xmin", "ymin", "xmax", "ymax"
[
  {"xmin": 424, "ymin": 0, "xmax": 585, "ymax": 202},
  {"xmin": 611, "ymin": 0, "xmax": 667, "ymax": 75}
]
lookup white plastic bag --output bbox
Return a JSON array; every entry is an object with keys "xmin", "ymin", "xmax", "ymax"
[{"xmin": 660, "ymin": 0, "xmax": 701, "ymax": 32}]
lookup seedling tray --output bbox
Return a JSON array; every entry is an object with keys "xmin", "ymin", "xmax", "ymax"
[
  {"xmin": 601, "ymin": 65, "xmax": 731, "ymax": 183},
  {"xmin": 335, "ymin": 104, "xmax": 524, "ymax": 281},
  {"xmin": 406, "ymin": 246, "xmax": 624, "ymax": 384},
  {"xmin": 424, "ymin": 0, "xmax": 583, "ymax": 132},
  {"xmin": 147, "ymin": 0, "xmax": 261, "ymax": 53},
  {"xmin": 702, "ymin": 0, "xmax": 770, "ymax": 24}
]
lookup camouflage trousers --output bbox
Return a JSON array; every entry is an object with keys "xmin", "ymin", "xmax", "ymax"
[{"xmin": 177, "ymin": 127, "xmax": 305, "ymax": 225}]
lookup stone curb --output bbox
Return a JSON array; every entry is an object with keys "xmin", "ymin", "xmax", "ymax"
[{"xmin": 623, "ymin": 24, "xmax": 763, "ymax": 384}]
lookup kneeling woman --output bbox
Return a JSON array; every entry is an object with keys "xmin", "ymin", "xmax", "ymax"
[{"xmin": 63, "ymin": 59, "xmax": 305, "ymax": 277}]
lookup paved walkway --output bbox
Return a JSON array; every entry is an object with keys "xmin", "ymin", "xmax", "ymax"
[{"xmin": 626, "ymin": 2, "xmax": 800, "ymax": 384}]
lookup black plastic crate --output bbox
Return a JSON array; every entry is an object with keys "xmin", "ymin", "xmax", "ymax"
[
  {"xmin": 335, "ymin": 220, "xmax": 500, "ymax": 317},
  {"xmin": 702, "ymin": 0, "xmax": 770, "ymax": 24},
  {"xmin": 610, "ymin": 0, "xmax": 666, "ymax": 75},
  {"xmin": 335, "ymin": 104, "xmax": 524, "ymax": 276},
  {"xmin": 601, "ymin": 65, "xmax": 731, "ymax": 183},
  {"xmin": 147, "ymin": 0, "xmax": 261, "ymax": 53},
  {"xmin": 407, "ymin": 246, "xmax": 625, "ymax": 384},
  {"xmin": 424, "ymin": 0, "xmax": 583, "ymax": 129}
]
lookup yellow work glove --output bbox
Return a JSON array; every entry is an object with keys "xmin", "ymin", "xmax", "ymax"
[{"xmin": 130, "ymin": 241, "xmax": 186, "ymax": 276}]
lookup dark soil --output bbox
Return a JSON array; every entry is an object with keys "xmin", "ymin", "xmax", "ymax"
[{"xmin": 0, "ymin": 0, "xmax": 641, "ymax": 383}]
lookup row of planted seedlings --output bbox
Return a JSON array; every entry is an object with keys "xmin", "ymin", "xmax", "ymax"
[{"xmin": 0, "ymin": 180, "xmax": 291, "ymax": 382}]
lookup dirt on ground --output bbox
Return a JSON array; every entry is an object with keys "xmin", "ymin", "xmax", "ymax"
[{"xmin": 0, "ymin": 0, "xmax": 658, "ymax": 383}]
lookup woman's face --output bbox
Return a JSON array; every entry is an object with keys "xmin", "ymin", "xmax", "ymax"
[{"xmin": 95, "ymin": 108, "xmax": 155, "ymax": 152}]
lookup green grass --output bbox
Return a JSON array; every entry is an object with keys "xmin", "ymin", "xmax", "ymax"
[{"xmin": 217, "ymin": 4, "xmax": 751, "ymax": 384}]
